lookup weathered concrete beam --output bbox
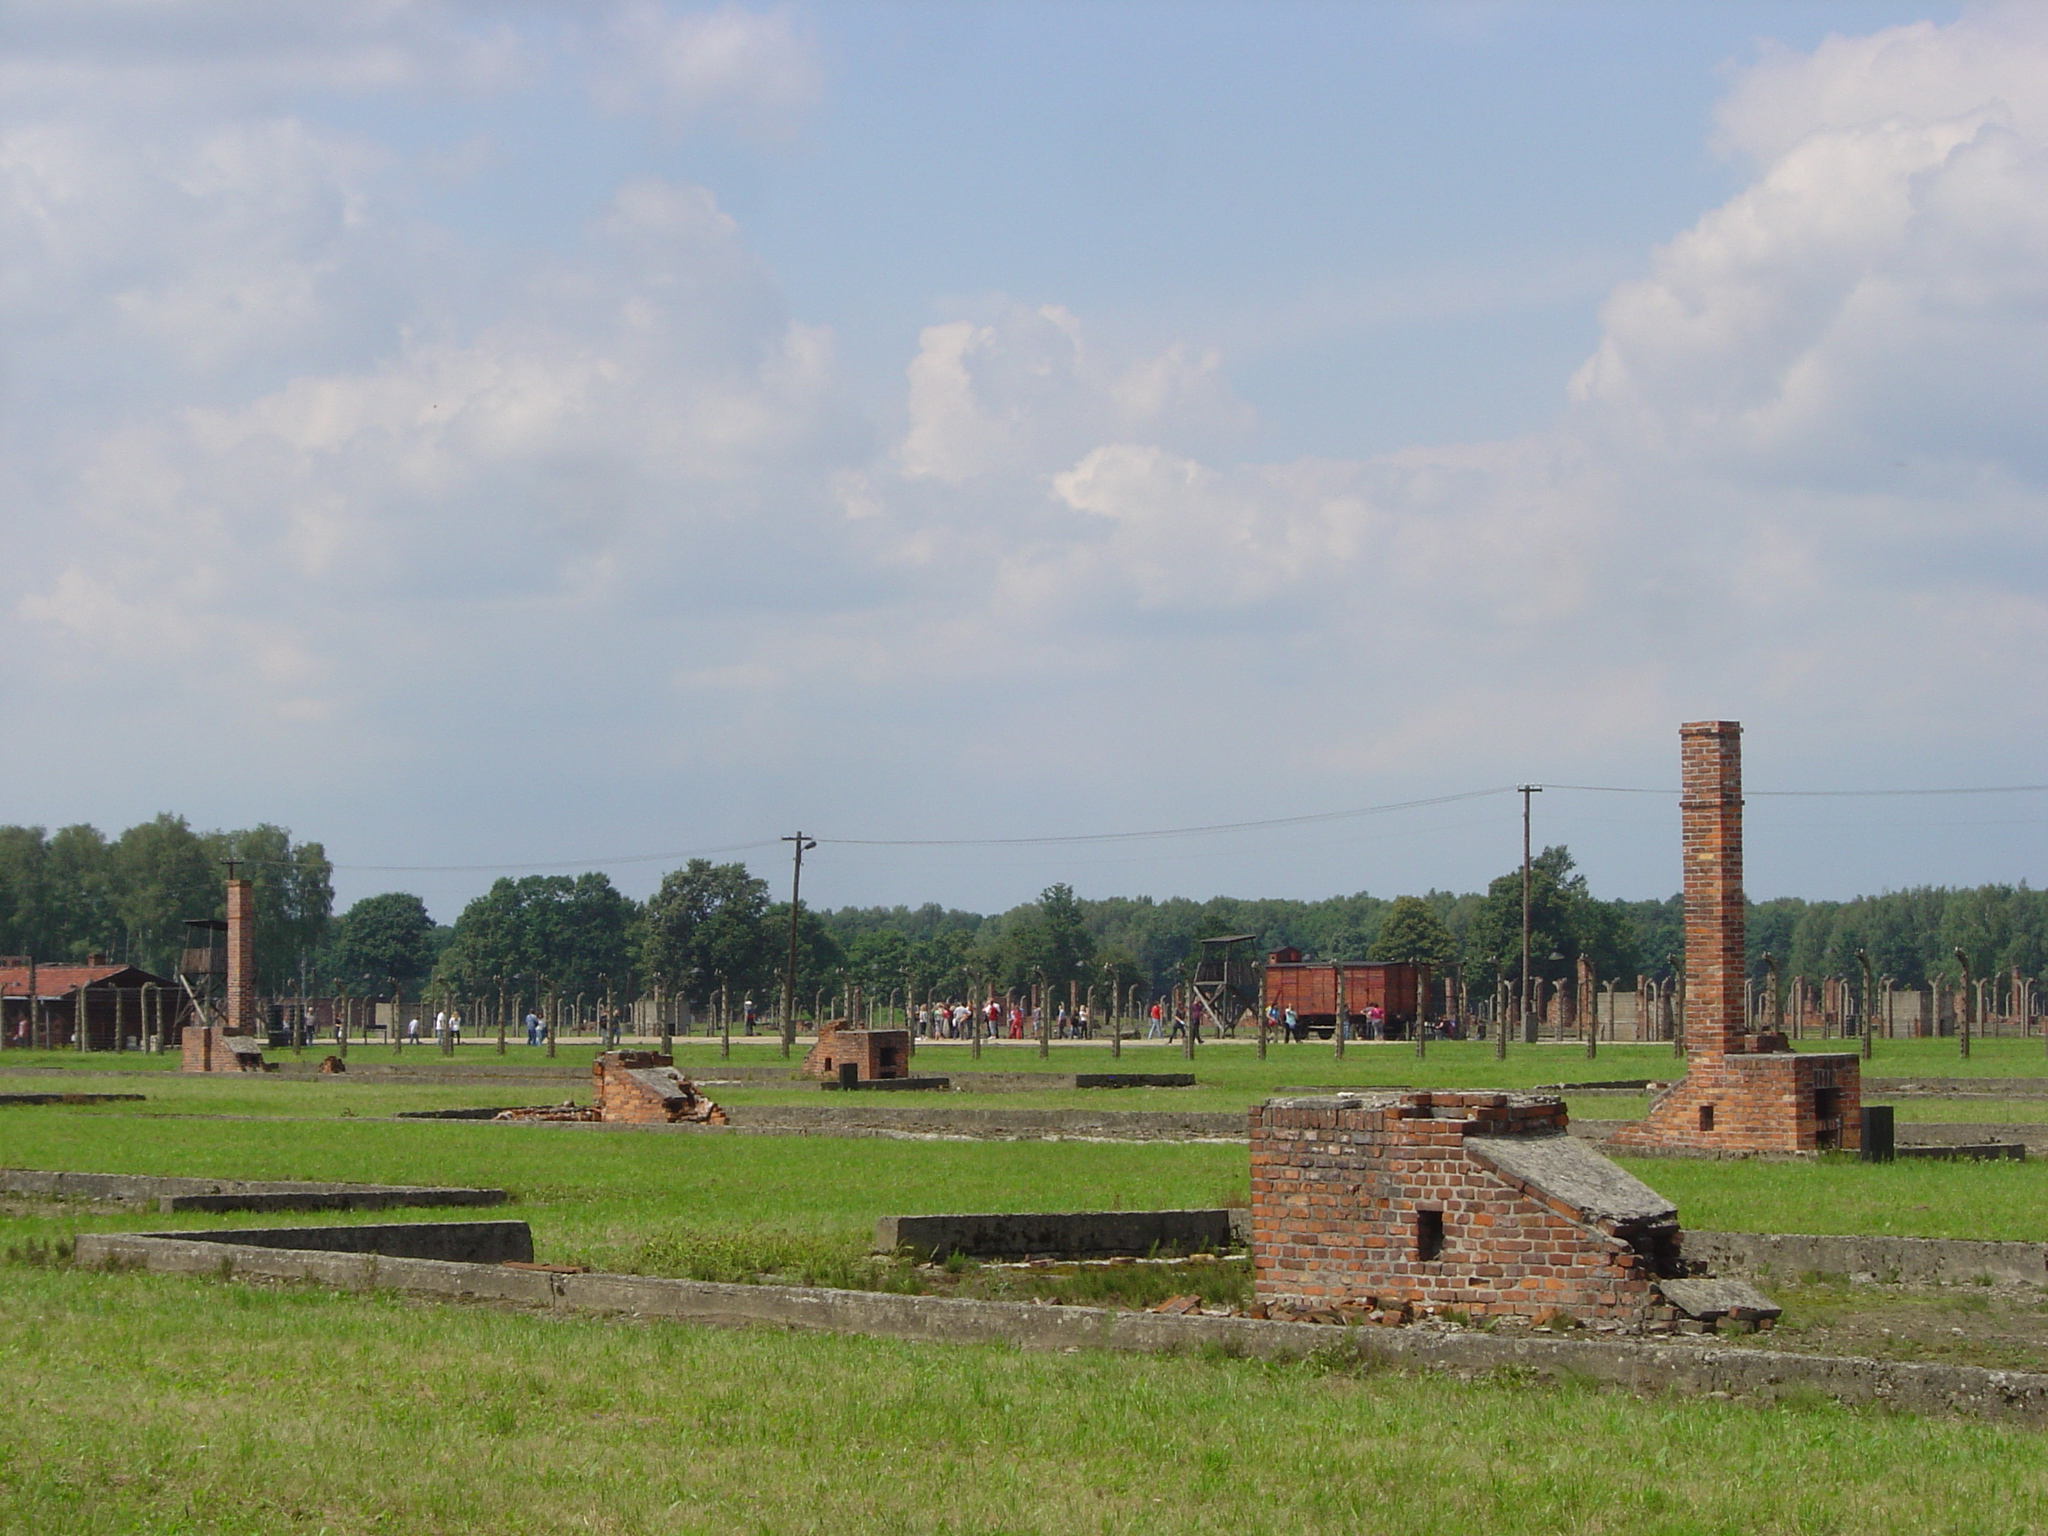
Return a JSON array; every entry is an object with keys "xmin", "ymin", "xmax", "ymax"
[
  {"xmin": 110, "ymin": 1221, "xmax": 534, "ymax": 1264},
  {"xmin": 875, "ymin": 1209, "xmax": 1242, "ymax": 1260},
  {"xmin": 1685, "ymin": 1230, "xmax": 2048, "ymax": 1287},
  {"xmin": 0, "ymin": 1169, "xmax": 507, "ymax": 1213},
  {"xmin": 70, "ymin": 1229, "xmax": 2048, "ymax": 1425}
]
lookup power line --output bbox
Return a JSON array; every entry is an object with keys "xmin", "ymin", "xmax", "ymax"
[
  {"xmin": 295, "ymin": 779, "xmax": 2048, "ymax": 874},
  {"xmin": 812, "ymin": 787, "xmax": 1516, "ymax": 848},
  {"xmin": 1545, "ymin": 783, "xmax": 2048, "ymax": 798},
  {"xmin": 330, "ymin": 840, "xmax": 781, "ymax": 874}
]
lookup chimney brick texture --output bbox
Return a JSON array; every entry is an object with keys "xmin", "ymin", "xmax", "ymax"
[
  {"xmin": 1681, "ymin": 721, "xmax": 1746, "ymax": 1058},
  {"xmin": 225, "ymin": 879, "xmax": 256, "ymax": 1036}
]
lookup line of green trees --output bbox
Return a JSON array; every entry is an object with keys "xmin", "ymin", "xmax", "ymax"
[
  {"xmin": 11, "ymin": 817, "xmax": 2046, "ymax": 1008},
  {"xmin": 0, "ymin": 817, "xmax": 332, "ymax": 992}
]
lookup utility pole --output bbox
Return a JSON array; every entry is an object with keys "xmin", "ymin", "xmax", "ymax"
[
  {"xmin": 781, "ymin": 833, "xmax": 817, "ymax": 1059},
  {"xmin": 1519, "ymin": 785, "xmax": 1541, "ymax": 1048}
]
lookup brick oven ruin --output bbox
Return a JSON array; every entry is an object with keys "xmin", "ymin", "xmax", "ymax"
[
  {"xmin": 802, "ymin": 1020, "xmax": 911, "ymax": 1084},
  {"xmin": 1609, "ymin": 721, "xmax": 1860, "ymax": 1155},
  {"xmin": 1250, "ymin": 1090, "xmax": 1685, "ymax": 1323},
  {"xmin": 490, "ymin": 1051, "xmax": 727, "ymax": 1124},
  {"xmin": 591, "ymin": 1051, "xmax": 729, "ymax": 1124}
]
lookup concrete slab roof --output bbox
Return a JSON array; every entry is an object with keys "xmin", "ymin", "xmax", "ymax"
[{"xmin": 1465, "ymin": 1133, "xmax": 1677, "ymax": 1227}]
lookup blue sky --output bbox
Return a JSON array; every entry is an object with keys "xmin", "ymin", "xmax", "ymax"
[{"xmin": 11, "ymin": 0, "xmax": 2048, "ymax": 923}]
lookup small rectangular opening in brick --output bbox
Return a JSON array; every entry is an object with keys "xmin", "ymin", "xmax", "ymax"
[
  {"xmin": 1698, "ymin": 1104, "xmax": 1715, "ymax": 1132},
  {"xmin": 1813, "ymin": 1087, "xmax": 1841, "ymax": 1150},
  {"xmin": 1416, "ymin": 1208, "xmax": 1443, "ymax": 1262}
]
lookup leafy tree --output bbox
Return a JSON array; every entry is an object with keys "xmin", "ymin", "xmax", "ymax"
[
  {"xmin": 327, "ymin": 893, "xmax": 437, "ymax": 992},
  {"xmin": 209, "ymin": 823, "xmax": 333, "ymax": 991},
  {"xmin": 1461, "ymin": 846, "xmax": 1636, "ymax": 990},
  {"xmin": 43, "ymin": 825, "xmax": 119, "ymax": 961},
  {"xmin": 764, "ymin": 901, "xmax": 847, "ymax": 1012},
  {"xmin": 110, "ymin": 815, "xmax": 217, "ymax": 973},
  {"xmin": 642, "ymin": 860, "xmax": 775, "ymax": 1007},
  {"xmin": 1373, "ymin": 896, "xmax": 1458, "ymax": 968},
  {"xmin": 438, "ymin": 873, "xmax": 636, "ymax": 1000}
]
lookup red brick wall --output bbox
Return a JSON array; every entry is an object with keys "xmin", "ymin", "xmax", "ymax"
[
  {"xmin": 180, "ymin": 1024, "xmax": 216, "ymax": 1072},
  {"xmin": 594, "ymin": 1051, "xmax": 668, "ymax": 1121},
  {"xmin": 1249, "ymin": 1094, "xmax": 1668, "ymax": 1322}
]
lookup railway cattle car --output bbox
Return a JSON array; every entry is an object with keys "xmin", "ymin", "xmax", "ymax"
[{"xmin": 1263, "ymin": 948, "xmax": 1428, "ymax": 1039}]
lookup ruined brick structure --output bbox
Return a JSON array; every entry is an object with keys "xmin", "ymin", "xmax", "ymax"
[
  {"xmin": 590, "ymin": 1051, "xmax": 728, "ymax": 1124},
  {"xmin": 1249, "ymin": 1091, "xmax": 1682, "ymax": 1323},
  {"xmin": 180, "ymin": 1028, "xmax": 266, "ymax": 1072},
  {"xmin": 1609, "ymin": 721, "xmax": 1860, "ymax": 1154},
  {"xmin": 801, "ymin": 1020, "xmax": 910, "ymax": 1082},
  {"xmin": 183, "ymin": 877, "xmax": 266, "ymax": 1072}
]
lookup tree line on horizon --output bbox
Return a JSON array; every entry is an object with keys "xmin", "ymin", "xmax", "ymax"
[{"xmin": 3, "ymin": 816, "xmax": 2045, "ymax": 1011}]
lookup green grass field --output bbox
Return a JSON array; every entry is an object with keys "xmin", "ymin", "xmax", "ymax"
[
  {"xmin": 11, "ymin": 1040, "xmax": 2048, "ymax": 1530},
  {"xmin": 14, "ymin": 1034, "xmax": 2048, "ymax": 1118},
  {"xmin": 4, "ymin": 1260, "xmax": 2047, "ymax": 1535}
]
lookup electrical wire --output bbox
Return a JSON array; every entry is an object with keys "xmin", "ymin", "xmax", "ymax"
[
  {"xmin": 299, "ymin": 780, "xmax": 2048, "ymax": 874},
  {"xmin": 812, "ymin": 787, "xmax": 1515, "ymax": 849},
  {"xmin": 1544, "ymin": 783, "xmax": 2048, "ymax": 798}
]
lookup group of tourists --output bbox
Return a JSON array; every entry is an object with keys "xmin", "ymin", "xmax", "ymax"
[{"xmin": 909, "ymin": 1001, "xmax": 1095, "ymax": 1040}]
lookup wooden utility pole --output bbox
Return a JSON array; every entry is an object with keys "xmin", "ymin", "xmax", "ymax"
[
  {"xmin": 1519, "ymin": 785, "xmax": 1541, "ymax": 1047},
  {"xmin": 781, "ymin": 834, "xmax": 816, "ymax": 1059}
]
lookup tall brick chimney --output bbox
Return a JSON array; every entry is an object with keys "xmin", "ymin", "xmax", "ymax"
[
  {"xmin": 1613, "ymin": 720, "xmax": 1859, "ymax": 1155},
  {"xmin": 225, "ymin": 878, "xmax": 256, "ymax": 1036},
  {"xmin": 1680, "ymin": 721, "xmax": 1746, "ymax": 1057}
]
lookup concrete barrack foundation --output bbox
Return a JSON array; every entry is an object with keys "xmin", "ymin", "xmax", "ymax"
[{"xmin": 69, "ymin": 1223, "xmax": 2048, "ymax": 1425}]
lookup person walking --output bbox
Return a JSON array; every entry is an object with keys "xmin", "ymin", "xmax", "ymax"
[{"xmin": 1283, "ymin": 1006, "xmax": 1299, "ymax": 1044}]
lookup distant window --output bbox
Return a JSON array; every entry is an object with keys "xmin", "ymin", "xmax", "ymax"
[
  {"xmin": 1699, "ymin": 1105, "xmax": 1715, "ymax": 1132},
  {"xmin": 1416, "ymin": 1209, "xmax": 1444, "ymax": 1262}
]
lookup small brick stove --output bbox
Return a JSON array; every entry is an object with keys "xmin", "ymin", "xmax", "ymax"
[
  {"xmin": 802, "ymin": 1020, "xmax": 911, "ymax": 1083},
  {"xmin": 1609, "ymin": 721, "xmax": 1860, "ymax": 1155},
  {"xmin": 1250, "ymin": 1090, "xmax": 1683, "ymax": 1323}
]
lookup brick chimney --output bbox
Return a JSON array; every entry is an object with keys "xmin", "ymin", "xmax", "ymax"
[
  {"xmin": 225, "ymin": 878, "xmax": 256, "ymax": 1036},
  {"xmin": 1680, "ymin": 721, "xmax": 1746, "ymax": 1057},
  {"xmin": 1611, "ymin": 720, "xmax": 1859, "ymax": 1155}
]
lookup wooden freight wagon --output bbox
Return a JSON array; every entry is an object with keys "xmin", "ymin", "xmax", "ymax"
[{"xmin": 1263, "ymin": 948, "xmax": 1428, "ymax": 1039}]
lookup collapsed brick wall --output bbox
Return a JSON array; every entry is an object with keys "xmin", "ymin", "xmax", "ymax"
[
  {"xmin": 1250, "ymin": 1092, "xmax": 1679, "ymax": 1323},
  {"xmin": 590, "ymin": 1051, "xmax": 727, "ymax": 1124},
  {"xmin": 801, "ymin": 1022, "xmax": 910, "ymax": 1081},
  {"xmin": 1610, "ymin": 720, "xmax": 1860, "ymax": 1154}
]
